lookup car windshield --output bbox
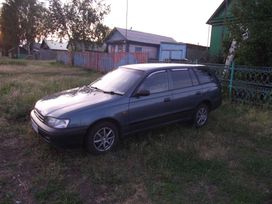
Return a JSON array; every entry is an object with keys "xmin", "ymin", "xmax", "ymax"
[{"xmin": 90, "ymin": 68, "xmax": 143, "ymax": 95}]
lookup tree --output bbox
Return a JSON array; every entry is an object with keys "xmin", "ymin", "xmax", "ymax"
[
  {"xmin": 0, "ymin": 0, "xmax": 48, "ymax": 55},
  {"xmin": 227, "ymin": 0, "xmax": 272, "ymax": 66},
  {"xmin": 18, "ymin": 0, "xmax": 49, "ymax": 53},
  {"xmin": 49, "ymin": 0, "xmax": 110, "ymax": 51},
  {"xmin": 0, "ymin": 0, "xmax": 20, "ymax": 55}
]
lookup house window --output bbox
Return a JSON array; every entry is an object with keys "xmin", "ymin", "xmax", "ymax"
[
  {"xmin": 118, "ymin": 44, "xmax": 123, "ymax": 52},
  {"xmin": 135, "ymin": 47, "xmax": 142, "ymax": 52},
  {"xmin": 109, "ymin": 45, "xmax": 115, "ymax": 53}
]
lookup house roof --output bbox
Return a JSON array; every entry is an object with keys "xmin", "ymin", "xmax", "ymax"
[
  {"xmin": 108, "ymin": 27, "xmax": 176, "ymax": 45},
  {"xmin": 42, "ymin": 39, "xmax": 68, "ymax": 51},
  {"xmin": 207, "ymin": 0, "xmax": 233, "ymax": 25},
  {"xmin": 8, "ymin": 46, "xmax": 28, "ymax": 53},
  {"xmin": 33, "ymin": 43, "xmax": 41, "ymax": 50}
]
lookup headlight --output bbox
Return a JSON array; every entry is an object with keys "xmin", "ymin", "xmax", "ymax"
[{"xmin": 46, "ymin": 117, "xmax": 70, "ymax": 128}]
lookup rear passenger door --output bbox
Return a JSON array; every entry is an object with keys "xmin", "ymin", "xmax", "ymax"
[{"xmin": 168, "ymin": 68, "xmax": 200, "ymax": 120}]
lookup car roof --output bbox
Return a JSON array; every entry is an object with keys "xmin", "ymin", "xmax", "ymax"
[{"xmin": 120, "ymin": 63, "xmax": 205, "ymax": 73}]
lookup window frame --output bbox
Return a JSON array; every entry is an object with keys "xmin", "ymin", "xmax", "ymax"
[
  {"xmin": 135, "ymin": 70, "xmax": 170, "ymax": 95},
  {"xmin": 169, "ymin": 68, "xmax": 194, "ymax": 90},
  {"xmin": 117, "ymin": 44, "xmax": 124, "ymax": 52},
  {"xmin": 193, "ymin": 68, "xmax": 213, "ymax": 84},
  {"xmin": 135, "ymin": 47, "xmax": 143, "ymax": 53}
]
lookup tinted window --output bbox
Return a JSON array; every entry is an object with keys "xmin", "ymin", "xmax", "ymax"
[
  {"xmin": 194, "ymin": 68, "xmax": 213, "ymax": 84},
  {"xmin": 170, "ymin": 69, "xmax": 192, "ymax": 89},
  {"xmin": 139, "ymin": 71, "xmax": 168, "ymax": 94},
  {"xmin": 189, "ymin": 69, "xmax": 199, "ymax": 85}
]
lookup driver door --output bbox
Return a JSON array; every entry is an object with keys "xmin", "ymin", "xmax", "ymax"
[{"xmin": 128, "ymin": 70, "xmax": 172, "ymax": 131}]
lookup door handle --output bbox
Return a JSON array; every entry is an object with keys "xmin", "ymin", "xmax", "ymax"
[{"xmin": 164, "ymin": 97, "xmax": 171, "ymax": 102}]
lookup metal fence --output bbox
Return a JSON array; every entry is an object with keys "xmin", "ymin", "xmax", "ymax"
[
  {"xmin": 57, "ymin": 51, "xmax": 148, "ymax": 72},
  {"xmin": 207, "ymin": 63, "xmax": 272, "ymax": 106}
]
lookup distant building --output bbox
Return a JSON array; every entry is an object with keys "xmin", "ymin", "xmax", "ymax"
[
  {"xmin": 67, "ymin": 40, "xmax": 106, "ymax": 52},
  {"xmin": 8, "ymin": 46, "xmax": 28, "ymax": 59},
  {"xmin": 40, "ymin": 39, "xmax": 68, "ymax": 51},
  {"xmin": 186, "ymin": 43, "xmax": 209, "ymax": 63},
  {"xmin": 207, "ymin": 0, "xmax": 234, "ymax": 62},
  {"xmin": 105, "ymin": 27, "xmax": 176, "ymax": 60},
  {"xmin": 159, "ymin": 42, "xmax": 187, "ymax": 62},
  {"xmin": 37, "ymin": 39, "xmax": 68, "ymax": 60},
  {"xmin": 159, "ymin": 42, "xmax": 208, "ymax": 63}
]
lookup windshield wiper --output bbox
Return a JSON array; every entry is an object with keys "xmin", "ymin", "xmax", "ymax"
[
  {"xmin": 90, "ymin": 86, "xmax": 104, "ymax": 92},
  {"xmin": 90, "ymin": 86, "xmax": 123, "ymax": 96},
  {"xmin": 102, "ymin": 90, "xmax": 123, "ymax": 96}
]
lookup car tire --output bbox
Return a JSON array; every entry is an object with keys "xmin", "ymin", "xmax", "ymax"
[
  {"xmin": 194, "ymin": 103, "xmax": 209, "ymax": 128},
  {"xmin": 86, "ymin": 121, "xmax": 119, "ymax": 155}
]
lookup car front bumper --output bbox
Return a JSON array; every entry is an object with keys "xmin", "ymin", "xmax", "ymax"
[{"xmin": 30, "ymin": 110, "xmax": 87, "ymax": 148}]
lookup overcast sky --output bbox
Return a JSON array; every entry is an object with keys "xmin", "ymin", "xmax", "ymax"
[
  {"xmin": 104, "ymin": 0, "xmax": 223, "ymax": 46},
  {"xmin": 0, "ymin": 0, "xmax": 223, "ymax": 46}
]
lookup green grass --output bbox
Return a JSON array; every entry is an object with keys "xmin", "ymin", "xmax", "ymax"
[
  {"xmin": 0, "ymin": 57, "xmax": 28, "ymax": 66},
  {"xmin": 34, "ymin": 180, "xmax": 82, "ymax": 204},
  {"xmin": 0, "ymin": 59, "xmax": 271, "ymax": 203}
]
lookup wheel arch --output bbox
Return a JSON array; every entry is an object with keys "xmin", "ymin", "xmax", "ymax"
[
  {"xmin": 85, "ymin": 117, "xmax": 122, "ymax": 138},
  {"xmin": 198, "ymin": 99, "xmax": 212, "ymax": 111}
]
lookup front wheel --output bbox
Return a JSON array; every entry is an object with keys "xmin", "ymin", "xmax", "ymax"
[
  {"xmin": 86, "ymin": 121, "xmax": 119, "ymax": 155},
  {"xmin": 194, "ymin": 104, "xmax": 209, "ymax": 128}
]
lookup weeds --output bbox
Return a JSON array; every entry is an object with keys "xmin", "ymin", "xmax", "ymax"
[
  {"xmin": 0, "ymin": 59, "xmax": 271, "ymax": 203},
  {"xmin": 0, "ymin": 58, "xmax": 27, "ymax": 66}
]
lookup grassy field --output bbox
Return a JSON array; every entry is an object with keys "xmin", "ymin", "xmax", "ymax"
[{"xmin": 0, "ymin": 59, "xmax": 271, "ymax": 204}]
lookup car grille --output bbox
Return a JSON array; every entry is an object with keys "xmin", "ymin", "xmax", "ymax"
[
  {"xmin": 34, "ymin": 109, "xmax": 45, "ymax": 123},
  {"xmin": 39, "ymin": 129, "xmax": 51, "ymax": 143}
]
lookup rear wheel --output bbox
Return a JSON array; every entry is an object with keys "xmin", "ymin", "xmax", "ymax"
[
  {"xmin": 86, "ymin": 121, "xmax": 119, "ymax": 155},
  {"xmin": 194, "ymin": 104, "xmax": 209, "ymax": 128}
]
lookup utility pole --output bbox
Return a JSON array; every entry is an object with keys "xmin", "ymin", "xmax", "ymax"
[
  {"xmin": 126, "ymin": 0, "xmax": 128, "ymax": 41},
  {"xmin": 125, "ymin": 0, "xmax": 129, "ymax": 63}
]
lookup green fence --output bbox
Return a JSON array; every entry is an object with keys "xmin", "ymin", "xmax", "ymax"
[{"xmin": 207, "ymin": 63, "xmax": 272, "ymax": 106}]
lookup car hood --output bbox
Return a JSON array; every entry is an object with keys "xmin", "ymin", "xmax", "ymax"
[{"xmin": 35, "ymin": 86, "xmax": 121, "ymax": 116}]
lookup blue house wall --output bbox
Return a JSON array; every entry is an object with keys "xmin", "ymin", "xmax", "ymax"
[{"xmin": 159, "ymin": 43, "xmax": 187, "ymax": 61}]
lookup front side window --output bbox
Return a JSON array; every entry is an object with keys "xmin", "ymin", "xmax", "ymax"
[
  {"xmin": 139, "ymin": 71, "xmax": 168, "ymax": 94},
  {"xmin": 170, "ymin": 69, "xmax": 192, "ymax": 89}
]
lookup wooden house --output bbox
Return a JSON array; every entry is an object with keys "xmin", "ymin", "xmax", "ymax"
[
  {"xmin": 207, "ymin": 0, "xmax": 234, "ymax": 62},
  {"xmin": 8, "ymin": 46, "xmax": 28, "ymax": 59},
  {"xmin": 105, "ymin": 27, "xmax": 176, "ymax": 60},
  {"xmin": 37, "ymin": 39, "xmax": 68, "ymax": 60}
]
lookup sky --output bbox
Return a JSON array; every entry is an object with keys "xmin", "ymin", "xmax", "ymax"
[
  {"xmin": 0, "ymin": 0, "xmax": 223, "ymax": 47},
  {"xmin": 104, "ymin": 0, "xmax": 223, "ymax": 46}
]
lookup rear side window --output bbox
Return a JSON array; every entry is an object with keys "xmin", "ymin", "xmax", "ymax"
[
  {"xmin": 139, "ymin": 71, "xmax": 168, "ymax": 94},
  {"xmin": 170, "ymin": 69, "xmax": 192, "ymax": 89},
  {"xmin": 194, "ymin": 68, "xmax": 213, "ymax": 84}
]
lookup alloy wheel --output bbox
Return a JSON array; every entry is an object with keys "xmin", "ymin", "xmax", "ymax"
[
  {"xmin": 196, "ymin": 106, "xmax": 208, "ymax": 127},
  {"xmin": 93, "ymin": 127, "xmax": 115, "ymax": 152}
]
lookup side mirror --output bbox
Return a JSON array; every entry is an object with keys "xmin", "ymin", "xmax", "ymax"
[{"xmin": 135, "ymin": 89, "xmax": 150, "ymax": 97}]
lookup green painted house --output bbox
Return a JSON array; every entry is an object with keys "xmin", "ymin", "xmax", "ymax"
[{"xmin": 207, "ymin": 0, "xmax": 234, "ymax": 62}]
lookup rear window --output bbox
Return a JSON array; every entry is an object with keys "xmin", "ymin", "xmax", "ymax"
[
  {"xmin": 170, "ymin": 69, "xmax": 192, "ymax": 89},
  {"xmin": 194, "ymin": 68, "xmax": 213, "ymax": 84}
]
